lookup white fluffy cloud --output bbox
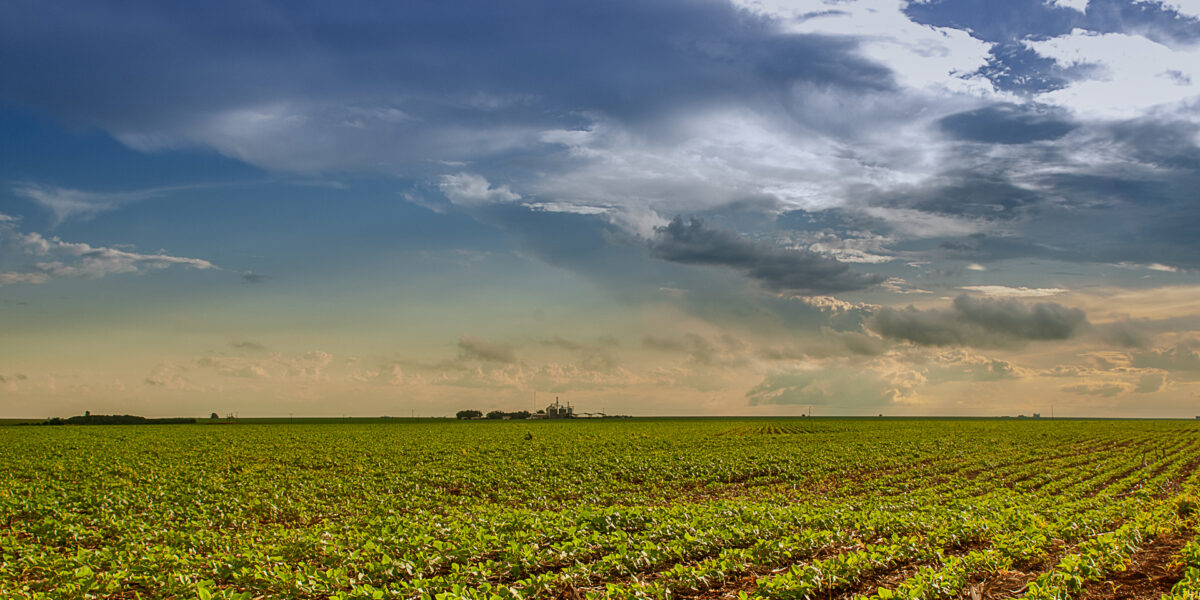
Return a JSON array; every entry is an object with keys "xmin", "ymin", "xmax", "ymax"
[
  {"xmin": 1026, "ymin": 29, "xmax": 1200, "ymax": 119},
  {"xmin": 1135, "ymin": 0, "xmax": 1200, "ymax": 19},
  {"xmin": 439, "ymin": 173, "xmax": 522, "ymax": 207},
  {"xmin": 0, "ymin": 224, "xmax": 216, "ymax": 286},
  {"xmin": 1047, "ymin": 0, "xmax": 1090, "ymax": 13},
  {"xmin": 960, "ymin": 285, "xmax": 1068, "ymax": 297},
  {"xmin": 735, "ymin": 0, "xmax": 998, "ymax": 96}
]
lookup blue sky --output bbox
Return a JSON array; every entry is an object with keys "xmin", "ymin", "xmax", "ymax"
[{"xmin": 2, "ymin": 0, "xmax": 1200, "ymax": 417}]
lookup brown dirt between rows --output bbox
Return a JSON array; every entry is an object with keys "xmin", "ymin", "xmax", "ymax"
[
  {"xmin": 953, "ymin": 533, "xmax": 1188, "ymax": 600},
  {"xmin": 1077, "ymin": 533, "xmax": 1188, "ymax": 600},
  {"xmin": 954, "ymin": 542, "xmax": 1069, "ymax": 600}
]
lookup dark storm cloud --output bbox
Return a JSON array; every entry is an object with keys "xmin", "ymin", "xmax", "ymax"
[
  {"xmin": 870, "ymin": 294, "xmax": 1088, "ymax": 347},
  {"xmin": 0, "ymin": 0, "xmax": 894, "ymax": 172},
  {"xmin": 865, "ymin": 175, "xmax": 1045, "ymax": 222},
  {"xmin": 460, "ymin": 206, "xmax": 877, "ymax": 337},
  {"xmin": 935, "ymin": 234, "xmax": 1069, "ymax": 262},
  {"xmin": 1103, "ymin": 117, "xmax": 1200, "ymax": 171},
  {"xmin": 938, "ymin": 104, "xmax": 1076, "ymax": 144},
  {"xmin": 649, "ymin": 217, "xmax": 884, "ymax": 294},
  {"xmin": 1021, "ymin": 171, "xmax": 1200, "ymax": 268},
  {"xmin": 864, "ymin": 108, "xmax": 1200, "ymax": 269}
]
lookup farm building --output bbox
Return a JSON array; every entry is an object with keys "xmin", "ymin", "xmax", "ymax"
[{"xmin": 544, "ymin": 397, "xmax": 574, "ymax": 419}]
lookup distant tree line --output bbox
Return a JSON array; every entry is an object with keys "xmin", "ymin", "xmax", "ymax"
[
  {"xmin": 39, "ymin": 414, "xmax": 197, "ymax": 426},
  {"xmin": 455, "ymin": 410, "xmax": 532, "ymax": 420}
]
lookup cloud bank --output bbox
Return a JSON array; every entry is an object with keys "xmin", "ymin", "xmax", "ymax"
[
  {"xmin": 870, "ymin": 295, "xmax": 1089, "ymax": 347},
  {"xmin": 649, "ymin": 217, "xmax": 885, "ymax": 294}
]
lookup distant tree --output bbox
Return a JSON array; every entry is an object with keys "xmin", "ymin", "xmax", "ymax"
[
  {"xmin": 210, "ymin": 412, "xmax": 220, "ymax": 420},
  {"xmin": 510, "ymin": 410, "xmax": 531, "ymax": 420},
  {"xmin": 486, "ymin": 410, "xmax": 506, "ymax": 420},
  {"xmin": 456, "ymin": 410, "xmax": 483, "ymax": 420}
]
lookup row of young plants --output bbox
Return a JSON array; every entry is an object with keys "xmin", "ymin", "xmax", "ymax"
[
  {"xmin": 1, "ymin": 419, "xmax": 1196, "ymax": 600},
  {"xmin": 587, "ymin": 435, "xmax": 1189, "ymax": 600},
  {"xmin": 497, "ymin": 432, "xmax": 1189, "ymax": 599},
  {"xmin": 856, "ymin": 436, "xmax": 1200, "ymax": 600}
]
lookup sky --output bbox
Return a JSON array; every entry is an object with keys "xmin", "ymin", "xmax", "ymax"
[{"xmin": 2, "ymin": 0, "xmax": 1200, "ymax": 418}]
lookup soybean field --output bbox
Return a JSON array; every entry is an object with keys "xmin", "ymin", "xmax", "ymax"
[{"xmin": 4, "ymin": 418, "xmax": 1200, "ymax": 600}]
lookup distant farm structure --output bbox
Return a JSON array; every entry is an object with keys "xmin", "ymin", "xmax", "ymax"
[
  {"xmin": 540, "ymin": 397, "xmax": 574, "ymax": 419},
  {"xmin": 455, "ymin": 396, "xmax": 629, "ymax": 420}
]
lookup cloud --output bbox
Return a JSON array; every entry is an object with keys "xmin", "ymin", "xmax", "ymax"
[
  {"xmin": 541, "ymin": 336, "xmax": 584, "ymax": 351},
  {"xmin": 1046, "ymin": 0, "xmax": 1089, "ymax": 14},
  {"xmin": 1136, "ymin": 0, "xmax": 1200, "ymax": 19},
  {"xmin": 279, "ymin": 351, "xmax": 334, "ymax": 380},
  {"xmin": 648, "ymin": 217, "xmax": 884, "ymax": 294},
  {"xmin": 241, "ymin": 271, "xmax": 271, "ymax": 284},
  {"xmin": 743, "ymin": 0, "xmax": 996, "ymax": 95},
  {"xmin": 870, "ymin": 294, "xmax": 1088, "ymax": 347},
  {"xmin": 457, "ymin": 335, "xmax": 517, "ymax": 363},
  {"xmin": 196, "ymin": 356, "xmax": 271, "ymax": 379},
  {"xmin": 768, "ymin": 327, "xmax": 888, "ymax": 359},
  {"xmin": 959, "ymin": 285, "xmax": 1068, "ymax": 297},
  {"xmin": 1025, "ymin": 29, "xmax": 1200, "ymax": 119},
  {"xmin": 0, "ymin": 0, "xmax": 896, "ymax": 177},
  {"xmin": 144, "ymin": 361, "xmax": 199, "ymax": 391},
  {"xmin": 11, "ymin": 183, "xmax": 211, "ymax": 225},
  {"xmin": 439, "ymin": 173, "xmax": 521, "ymax": 207},
  {"xmin": 746, "ymin": 366, "xmax": 905, "ymax": 408},
  {"xmin": 1097, "ymin": 320, "xmax": 1152, "ymax": 348},
  {"xmin": 1135, "ymin": 372, "xmax": 1166, "ymax": 393},
  {"xmin": 0, "ymin": 221, "xmax": 217, "ymax": 286},
  {"xmin": 540, "ymin": 336, "xmax": 619, "ymax": 371},
  {"xmin": 1061, "ymin": 381, "xmax": 1130, "ymax": 396},
  {"xmin": 938, "ymin": 103, "xmax": 1076, "ymax": 144},
  {"xmin": 822, "ymin": 328, "xmax": 888, "ymax": 357},
  {"xmin": 5, "ymin": 0, "xmax": 1200, "ymax": 351},
  {"xmin": 230, "ymin": 339, "xmax": 266, "ymax": 351},
  {"xmin": 928, "ymin": 349, "xmax": 1030, "ymax": 382},
  {"xmin": 1132, "ymin": 344, "xmax": 1200, "ymax": 372},
  {"xmin": 642, "ymin": 332, "xmax": 749, "ymax": 366}
]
